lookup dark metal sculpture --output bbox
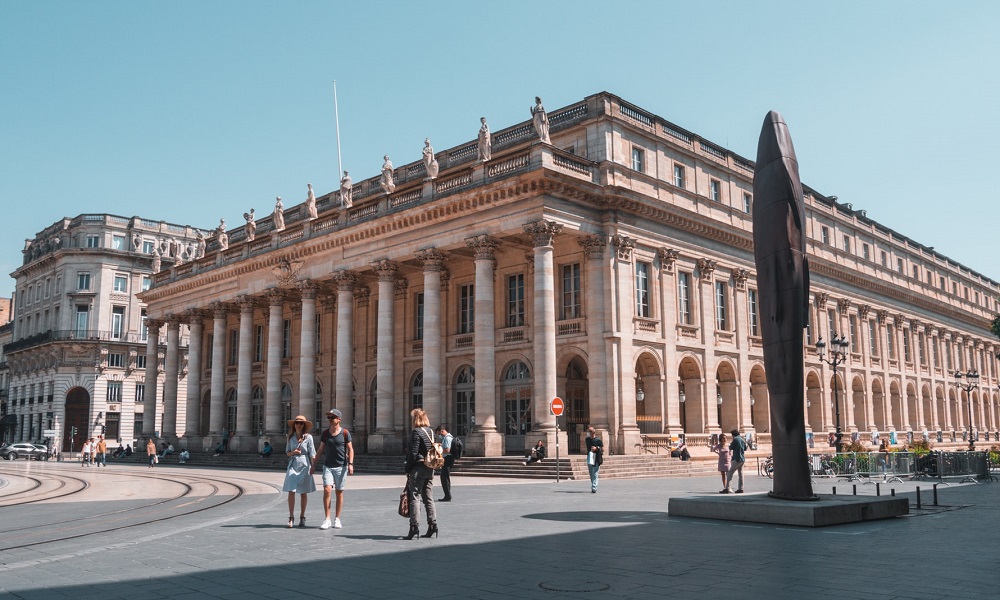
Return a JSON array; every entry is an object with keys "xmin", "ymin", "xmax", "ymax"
[{"xmin": 752, "ymin": 111, "xmax": 817, "ymax": 501}]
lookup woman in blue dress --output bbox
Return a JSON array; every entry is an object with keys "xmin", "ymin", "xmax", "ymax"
[{"xmin": 282, "ymin": 415, "xmax": 316, "ymax": 528}]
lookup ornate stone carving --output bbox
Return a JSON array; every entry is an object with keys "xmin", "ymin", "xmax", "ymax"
[
  {"xmin": 530, "ymin": 96, "xmax": 550, "ymax": 144},
  {"xmin": 339, "ymin": 171, "xmax": 353, "ymax": 208},
  {"xmin": 578, "ymin": 235, "xmax": 607, "ymax": 260},
  {"xmin": 272, "ymin": 197, "xmax": 285, "ymax": 232},
  {"xmin": 524, "ymin": 220, "xmax": 563, "ymax": 248},
  {"xmin": 320, "ymin": 295, "xmax": 337, "ymax": 312},
  {"xmin": 466, "ymin": 235, "xmax": 500, "ymax": 261},
  {"xmin": 394, "ymin": 277, "xmax": 409, "ymax": 300},
  {"xmin": 837, "ymin": 298, "xmax": 852, "ymax": 313},
  {"xmin": 423, "ymin": 138, "xmax": 439, "ymax": 179},
  {"xmin": 354, "ymin": 286, "xmax": 371, "ymax": 307},
  {"xmin": 658, "ymin": 247, "xmax": 679, "ymax": 271},
  {"xmin": 439, "ymin": 268, "xmax": 451, "ymax": 291},
  {"xmin": 813, "ymin": 292, "xmax": 829, "ymax": 309},
  {"xmin": 273, "ymin": 258, "xmax": 304, "ymax": 286},
  {"xmin": 243, "ymin": 208, "xmax": 256, "ymax": 242},
  {"xmin": 380, "ymin": 156, "xmax": 396, "ymax": 195},
  {"xmin": 297, "ymin": 279, "xmax": 319, "ymax": 300},
  {"xmin": 215, "ymin": 219, "xmax": 228, "ymax": 251},
  {"xmin": 876, "ymin": 309, "xmax": 889, "ymax": 325},
  {"xmin": 237, "ymin": 295, "xmax": 256, "ymax": 313},
  {"xmin": 209, "ymin": 302, "xmax": 229, "ymax": 320},
  {"xmin": 371, "ymin": 259, "xmax": 399, "ymax": 281},
  {"xmin": 265, "ymin": 288, "xmax": 286, "ymax": 307},
  {"xmin": 734, "ymin": 269, "xmax": 750, "ymax": 290},
  {"xmin": 696, "ymin": 257, "xmax": 716, "ymax": 277},
  {"xmin": 305, "ymin": 183, "xmax": 318, "ymax": 220},
  {"xmin": 611, "ymin": 234, "xmax": 635, "ymax": 261},
  {"xmin": 858, "ymin": 304, "xmax": 871, "ymax": 319},
  {"xmin": 332, "ymin": 271, "xmax": 357, "ymax": 292},
  {"xmin": 477, "ymin": 117, "xmax": 491, "ymax": 162},
  {"xmin": 416, "ymin": 248, "xmax": 446, "ymax": 271}
]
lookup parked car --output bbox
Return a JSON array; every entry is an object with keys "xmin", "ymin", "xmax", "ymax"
[{"xmin": 1, "ymin": 443, "xmax": 50, "ymax": 460}]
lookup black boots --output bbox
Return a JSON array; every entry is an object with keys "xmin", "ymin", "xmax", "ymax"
[
  {"xmin": 422, "ymin": 521, "xmax": 439, "ymax": 538},
  {"xmin": 404, "ymin": 523, "xmax": 419, "ymax": 540}
]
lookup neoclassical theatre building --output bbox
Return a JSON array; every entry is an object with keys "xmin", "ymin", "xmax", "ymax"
[{"xmin": 137, "ymin": 92, "xmax": 1000, "ymax": 457}]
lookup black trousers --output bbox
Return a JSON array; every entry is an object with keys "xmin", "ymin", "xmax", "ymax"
[{"xmin": 440, "ymin": 455, "xmax": 455, "ymax": 499}]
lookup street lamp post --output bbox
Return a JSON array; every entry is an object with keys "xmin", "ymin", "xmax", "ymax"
[
  {"xmin": 817, "ymin": 334, "xmax": 850, "ymax": 454},
  {"xmin": 954, "ymin": 369, "xmax": 979, "ymax": 451}
]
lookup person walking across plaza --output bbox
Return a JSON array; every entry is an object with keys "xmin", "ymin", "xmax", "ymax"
[
  {"xmin": 436, "ymin": 424, "xmax": 454, "ymax": 502},
  {"xmin": 585, "ymin": 427, "xmax": 604, "ymax": 493},
  {"xmin": 711, "ymin": 433, "xmax": 732, "ymax": 492},
  {"xmin": 724, "ymin": 429, "xmax": 748, "ymax": 493},
  {"xmin": 313, "ymin": 408, "xmax": 354, "ymax": 530},
  {"xmin": 282, "ymin": 415, "xmax": 316, "ymax": 528},
  {"xmin": 95, "ymin": 435, "xmax": 107, "ymax": 467},
  {"xmin": 81, "ymin": 438, "xmax": 92, "ymax": 467},
  {"xmin": 403, "ymin": 408, "xmax": 438, "ymax": 539},
  {"xmin": 145, "ymin": 438, "xmax": 157, "ymax": 468}
]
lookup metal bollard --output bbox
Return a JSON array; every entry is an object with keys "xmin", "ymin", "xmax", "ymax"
[
  {"xmin": 916, "ymin": 487, "xmax": 921, "ymax": 509},
  {"xmin": 832, "ymin": 486, "xmax": 837, "ymax": 495},
  {"xmin": 876, "ymin": 483, "xmax": 881, "ymax": 496},
  {"xmin": 891, "ymin": 489, "xmax": 895, "ymax": 497},
  {"xmin": 853, "ymin": 484, "xmax": 857, "ymax": 495},
  {"xmin": 933, "ymin": 483, "xmax": 939, "ymax": 506}
]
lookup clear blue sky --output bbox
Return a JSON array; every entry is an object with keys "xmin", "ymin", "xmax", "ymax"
[{"xmin": 2, "ymin": 1, "xmax": 998, "ymax": 302}]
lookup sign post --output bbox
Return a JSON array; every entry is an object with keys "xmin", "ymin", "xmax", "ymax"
[{"xmin": 550, "ymin": 398, "xmax": 565, "ymax": 482}]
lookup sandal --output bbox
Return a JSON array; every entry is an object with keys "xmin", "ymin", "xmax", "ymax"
[
  {"xmin": 287, "ymin": 517, "xmax": 294, "ymax": 529},
  {"xmin": 299, "ymin": 516, "xmax": 306, "ymax": 528}
]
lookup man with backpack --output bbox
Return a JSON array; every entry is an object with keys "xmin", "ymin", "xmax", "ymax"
[
  {"xmin": 436, "ymin": 425, "xmax": 462, "ymax": 502},
  {"xmin": 313, "ymin": 408, "xmax": 354, "ymax": 530}
]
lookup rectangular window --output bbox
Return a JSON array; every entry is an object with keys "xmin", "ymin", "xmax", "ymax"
[
  {"xmin": 143, "ymin": 240, "xmax": 155, "ymax": 254},
  {"xmin": 932, "ymin": 337, "xmax": 939, "ymax": 367},
  {"xmin": 206, "ymin": 334, "xmax": 214, "ymax": 368},
  {"xmin": 886, "ymin": 325, "xmax": 896, "ymax": 359},
  {"xmin": 107, "ymin": 381, "xmax": 122, "ymax": 402},
  {"xmin": 714, "ymin": 282, "xmax": 728, "ymax": 330},
  {"xmin": 939, "ymin": 276, "xmax": 945, "ymax": 290},
  {"xmin": 315, "ymin": 313, "xmax": 322, "ymax": 354},
  {"xmin": 111, "ymin": 306, "xmax": 125, "ymax": 339},
  {"xmin": 635, "ymin": 262, "xmax": 651, "ymax": 318},
  {"xmin": 112, "ymin": 235, "xmax": 126, "ymax": 250},
  {"xmin": 828, "ymin": 310, "xmax": 837, "ymax": 338},
  {"xmin": 903, "ymin": 328, "xmax": 911, "ymax": 362},
  {"xmin": 75, "ymin": 305, "xmax": 89, "ymax": 335},
  {"xmin": 282, "ymin": 320, "xmax": 291, "ymax": 359},
  {"xmin": 821, "ymin": 227, "xmax": 830, "ymax": 244},
  {"xmin": 918, "ymin": 332, "xmax": 926, "ymax": 366},
  {"xmin": 862, "ymin": 243, "xmax": 870, "ymax": 261},
  {"xmin": 849, "ymin": 316, "xmax": 858, "ymax": 352},
  {"xmin": 673, "ymin": 164, "xmax": 685, "ymax": 188},
  {"xmin": 113, "ymin": 274, "xmax": 128, "ymax": 293},
  {"xmin": 255, "ymin": 324, "xmax": 264, "ymax": 362},
  {"xmin": 86, "ymin": 235, "xmax": 100, "ymax": 248},
  {"xmin": 229, "ymin": 329, "xmax": 239, "ymax": 366},
  {"xmin": 748, "ymin": 289, "xmax": 759, "ymax": 336},
  {"xmin": 742, "ymin": 193, "xmax": 752, "ymax": 214},
  {"xmin": 140, "ymin": 310, "xmax": 148, "ymax": 342},
  {"xmin": 137, "ymin": 355, "xmax": 147, "ymax": 369},
  {"xmin": 881, "ymin": 251, "xmax": 887, "ymax": 267},
  {"xmin": 459, "ymin": 284, "xmax": 474, "ymax": 334},
  {"xmin": 912, "ymin": 265, "xmax": 919, "ymax": 279},
  {"xmin": 868, "ymin": 320, "xmax": 878, "ymax": 356},
  {"xmin": 141, "ymin": 276, "xmax": 152, "ymax": 292},
  {"xmin": 710, "ymin": 179, "xmax": 721, "ymax": 202},
  {"xmin": 77, "ymin": 272, "xmax": 91, "ymax": 290},
  {"xmin": 842, "ymin": 236, "xmax": 851, "ymax": 253},
  {"xmin": 897, "ymin": 258, "xmax": 904, "ymax": 273},
  {"xmin": 108, "ymin": 353, "xmax": 124, "ymax": 368},
  {"xmin": 507, "ymin": 274, "xmax": 525, "ymax": 327},
  {"xmin": 631, "ymin": 147, "xmax": 644, "ymax": 172},
  {"xmin": 678, "ymin": 272, "xmax": 691, "ymax": 325},
  {"xmin": 561, "ymin": 263, "xmax": 581, "ymax": 319},
  {"xmin": 415, "ymin": 293, "xmax": 425, "ymax": 340},
  {"xmin": 135, "ymin": 384, "xmax": 145, "ymax": 403}
]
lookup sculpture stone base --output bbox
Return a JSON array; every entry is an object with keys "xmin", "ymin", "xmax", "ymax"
[
  {"xmin": 367, "ymin": 432, "xmax": 404, "ymax": 456},
  {"xmin": 466, "ymin": 430, "xmax": 504, "ymax": 457},
  {"xmin": 668, "ymin": 494, "xmax": 908, "ymax": 527}
]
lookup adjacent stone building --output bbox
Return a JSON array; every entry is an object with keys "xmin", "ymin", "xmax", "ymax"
[
  {"xmin": 5, "ymin": 215, "xmax": 205, "ymax": 451},
  {"xmin": 132, "ymin": 92, "xmax": 999, "ymax": 456}
]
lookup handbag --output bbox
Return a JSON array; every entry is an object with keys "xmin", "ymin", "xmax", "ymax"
[{"xmin": 398, "ymin": 482, "xmax": 410, "ymax": 518}]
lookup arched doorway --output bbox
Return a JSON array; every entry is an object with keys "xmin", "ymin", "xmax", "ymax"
[
  {"xmin": 872, "ymin": 378, "xmax": 886, "ymax": 432},
  {"xmin": 806, "ymin": 371, "xmax": 823, "ymax": 435},
  {"xmin": 749, "ymin": 365, "xmax": 769, "ymax": 433},
  {"xmin": 565, "ymin": 358, "xmax": 589, "ymax": 453},
  {"xmin": 502, "ymin": 361, "xmax": 532, "ymax": 455},
  {"xmin": 889, "ymin": 381, "xmax": 902, "ymax": 432},
  {"xmin": 716, "ymin": 361, "xmax": 738, "ymax": 433},
  {"xmin": 64, "ymin": 387, "xmax": 90, "ymax": 452},
  {"xmin": 852, "ymin": 376, "xmax": 867, "ymax": 432},
  {"xmin": 677, "ymin": 356, "xmax": 702, "ymax": 434}
]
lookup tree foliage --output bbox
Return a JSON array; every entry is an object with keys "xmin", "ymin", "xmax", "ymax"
[{"xmin": 992, "ymin": 314, "xmax": 1000, "ymax": 340}]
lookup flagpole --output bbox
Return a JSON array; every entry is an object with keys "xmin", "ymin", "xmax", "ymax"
[{"xmin": 334, "ymin": 80, "xmax": 343, "ymax": 178}]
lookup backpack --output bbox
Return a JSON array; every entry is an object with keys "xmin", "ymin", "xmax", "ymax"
[
  {"xmin": 450, "ymin": 436, "xmax": 464, "ymax": 460},
  {"xmin": 422, "ymin": 427, "xmax": 445, "ymax": 469}
]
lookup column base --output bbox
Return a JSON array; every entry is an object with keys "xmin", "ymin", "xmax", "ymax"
[
  {"xmin": 367, "ymin": 431, "xmax": 405, "ymax": 455},
  {"xmin": 616, "ymin": 425, "xmax": 642, "ymax": 455},
  {"xmin": 466, "ymin": 430, "xmax": 504, "ymax": 457}
]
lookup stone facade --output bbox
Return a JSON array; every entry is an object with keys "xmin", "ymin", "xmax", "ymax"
[
  {"xmin": 5, "ymin": 215, "xmax": 205, "ymax": 451},
  {"xmin": 135, "ymin": 92, "xmax": 1000, "ymax": 456}
]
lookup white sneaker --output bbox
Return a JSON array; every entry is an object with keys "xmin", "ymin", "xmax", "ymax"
[
  {"xmin": 333, "ymin": 518, "xmax": 342, "ymax": 529},
  {"xmin": 319, "ymin": 518, "xmax": 332, "ymax": 530}
]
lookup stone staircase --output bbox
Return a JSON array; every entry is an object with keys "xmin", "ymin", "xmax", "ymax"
[{"xmin": 106, "ymin": 451, "xmax": 719, "ymax": 479}]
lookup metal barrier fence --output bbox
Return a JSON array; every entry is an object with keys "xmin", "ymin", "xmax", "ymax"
[{"xmin": 826, "ymin": 451, "xmax": 993, "ymax": 484}]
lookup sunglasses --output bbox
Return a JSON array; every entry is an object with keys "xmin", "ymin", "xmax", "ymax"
[{"xmin": 327, "ymin": 416, "xmax": 340, "ymax": 420}]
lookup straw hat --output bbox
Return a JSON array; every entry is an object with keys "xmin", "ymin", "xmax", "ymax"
[{"xmin": 287, "ymin": 415, "xmax": 313, "ymax": 430}]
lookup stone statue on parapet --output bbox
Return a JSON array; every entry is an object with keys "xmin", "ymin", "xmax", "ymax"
[
  {"xmin": 531, "ymin": 96, "xmax": 550, "ymax": 144},
  {"xmin": 380, "ymin": 155, "xmax": 396, "ymax": 194},
  {"xmin": 478, "ymin": 117, "xmax": 492, "ymax": 161},
  {"xmin": 423, "ymin": 138, "xmax": 439, "ymax": 179},
  {"xmin": 340, "ymin": 171, "xmax": 353, "ymax": 208},
  {"xmin": 305, "ymin": 184, "xmax": 318, "ymax": 220},
  {"xmin": 244, "ymin": 208, "xmax": 256, "ymax": 241},
  {"xmin": 272, "ymin": 197, "xmax": 285, "ymax": 232},
  {"xmin": 216, "ymin": 218, "xmax": 229, "ymax": 251}
]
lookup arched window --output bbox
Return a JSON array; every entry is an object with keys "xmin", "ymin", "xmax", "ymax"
[
  {"xmin": 251, "ymin": 385, "xmax": 264, "ymax": 436},
  {"xmin": 225, "ymin": 388, "xmax": 238, "ymax": 434},
  {"xmin": 411, "ymin": 370, "xmax": 424, "ymax": 411},
  {"xmin": 454, "ymin": 366, "xmax": 475, "ymax": 436},
  {"xmin": 280, "ymin": 383, "xmax": 292, "ymax": 427},
  {"xmin": 503, "ymin": 361, "xmax": 531, "ymax": 436}
]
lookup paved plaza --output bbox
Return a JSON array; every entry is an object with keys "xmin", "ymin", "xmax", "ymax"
[{"xmin": 1, "ymin": 460, "xmax": 997, "ymax": 599}]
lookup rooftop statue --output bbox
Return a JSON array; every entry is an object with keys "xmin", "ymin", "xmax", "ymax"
[
  {"xmin": 272, "ymin": 197, "xmax": 285, "ymax": 232},
  {"xmin": 423, "ymin": 138, "xmax": 439, "ymax": 179},
  {"xmin": 530, "ymin": 96, "xmax": 550, "ymax": 144},
  {"xmin": 340, "ymin": 171, "xmax": 353, "ymax": 208},
  {"xmin": 478, "ymin": 117, "xmax": 492, "ymax": 161},
  {"xmin": 305, "ymin": 184, "xmax": 318, "ymax": 220},
  {"xmin": 380, "ymin": 155, "xmax": 396, "ymax": 195}
]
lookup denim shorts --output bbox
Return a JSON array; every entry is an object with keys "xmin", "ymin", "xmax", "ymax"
[{"xmin": 322, "ymin": 465, "xmax": 348, "ymax": 490}]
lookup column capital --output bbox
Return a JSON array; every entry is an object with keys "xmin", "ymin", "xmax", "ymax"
[
  {"xmin": 416, "ymin": 248, "xmax": 447, "ymax": 271},
  {"xmin": 147, "ymin": 318, "xmax": 165, "ymax": 330},
  {"xmin": 858, "ymin": 304, "xmax": 872, "ymax": 320},
  {"xmin": 610, "ymin": 234, "xmax": 635, "ymax": 261},
  {"xmin": 320, "ymin": 294, "xmax": 337, "ymax": 312},
  {"xmin": 813, "ymin": 292, "xmax": 829, "ymax": 309},
  {"xmin": 237, "ymin": 294, "xmax": 256, "ymax": 313},
  {"xmin": 734, "ymin": 268, "xmax": 750, "ymax": 291},
  {"xmin": 394, "ymin": 277, "xmax": 409, "ymax": 300},
  {"xmin": 265, "ymin": 288, "xmax": 286, "ymax": 307},
  {"xmin": 696, "ymin": 257, "xmax": 716, "ymax": 277},
  {"xmin": 371, "ymin": 259, "xmax": 399, "ymax": 281},
  {"xmin": 332, "ymin": 270, "xmax": 357, "ymax": 291},
  {"xmin": 185, "ymin": 308, "xmax": 209, "ymax": 324},
  {"xmin": 578, "ymin": 235, "xmax": 607, "ymax": 260},
  {"xmin": 164, "ymin": 314, "xmax": 182, "ymax": 328},
  {"xmin": 297, "ymin": 279, "xmax": 319, "ymax": 300},
  {"xmin": 657, "ymin": 247, "xmax": 679, "ymax": 270},
  {"xmin": 876, "ymin": 309, "xmax": 889, "ymax": 325},
  {"xmin": 837, "ymin": 298, "xmax": 852, "ymax": 313},
  {"xmin": 210, "ymin": 301, "xmax": 230, "ymax": 319},
  {"xmin": 523, "ymin": 220, "xmax": 563, "ymax": 248},
  {"xmin": 466, "ymin": 234, "xmax": 500, "ymax": 260},
  {"xmin": 355, "ymin": 286, "xmax": 371, "ymax": 307}
]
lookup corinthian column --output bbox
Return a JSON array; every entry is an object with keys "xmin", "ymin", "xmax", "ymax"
[
  {"xmin": 466, "ymin": 234, "xmax": 502, "ymax": 456},
  {"xmin": 580, "ymin": 235, "xmax": 610, "ymax": 437},
  {"xmin": 264, "ymin": 289, "xmax": 285, "ymax": 436},
  {"xmin": 370, "ymin": 260, "xmax": 399, "ymax": 453},
  {"xmin": 297, "ymin": 281, "xmax": 318, "ymax": 420},
  {"xmin": 417, "ymin": 249, "xmax": 446, "ymax": 426},
  {"xmin": 235, "ymin": 296, "xmax": 254, "ymax": 450},
  {"xmin": 525, "ymin": 221, "xmax": 565, "ymax": 451},
  {"xmin": 142, "ymin": 318, "xmax": 162, "ymax": 438},
  {"xmin": 162, "ymin": 315, "xmax": 181, "ymax": 440},
  {"xmin": 209, "ymin": 302, "xmax": 228, "ymax": 437},
  {"xmin": 184, "ymin": 310, "xmax": 204, "ymax": 441},
  {"xmin": 333, "ymin": 272, "xmax": 356, "ymax": 430}
]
